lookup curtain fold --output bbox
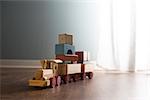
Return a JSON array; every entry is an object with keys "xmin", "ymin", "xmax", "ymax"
[{"xmin": 96, "ymin": 0, "xmax": 150, "ymax": 71}]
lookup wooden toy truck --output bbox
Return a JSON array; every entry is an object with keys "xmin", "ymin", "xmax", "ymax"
[{"xmin": 29, "ymin": 60, "xmax": 94, "ymax": 88}]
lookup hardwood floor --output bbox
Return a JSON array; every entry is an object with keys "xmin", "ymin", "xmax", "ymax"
[{"xmin": 0, "ymin": 68, "xmax": 150, "ymax": 100}]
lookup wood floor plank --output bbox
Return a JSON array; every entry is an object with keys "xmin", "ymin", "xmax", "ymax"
[{"xmin": 0, "ymin": 68, "xmax": 150, "ymax": 100}]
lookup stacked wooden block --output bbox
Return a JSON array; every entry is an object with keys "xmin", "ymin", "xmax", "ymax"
[
  {"xmin": 55, "ymin": 33, "xmax": 77, "ymax": 63},
  {"xmin": 75, "ymin": 51, "xmax": 90, "ymax": 63},
  {"xmin": 55, "ymin": 33, "xmax": 80, "ymax": 83},
  {"xmin": 55, "ymin": 33, "xmax": 94, "ymax": 83}
]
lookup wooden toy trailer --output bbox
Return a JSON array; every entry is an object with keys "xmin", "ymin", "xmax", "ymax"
[
  {"xmin": 58, "ymin": 64, "xmax": 83, "ymax": 84},
  {"xmin": 57, "ymin": 63, "xmax": 94, "ymax": 84}
]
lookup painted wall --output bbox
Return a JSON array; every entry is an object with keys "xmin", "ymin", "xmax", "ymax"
[{"xmin": 2, "ymin": 0, "xmax": 100, "ymax": 60}]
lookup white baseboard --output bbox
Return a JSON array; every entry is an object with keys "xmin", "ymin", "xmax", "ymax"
[{"xmin": 0, "ymin": 59, "xmax": 41, "ymax": 68}]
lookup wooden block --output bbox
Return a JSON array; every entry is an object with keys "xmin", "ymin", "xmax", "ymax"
[
  {"xmin": 59, "ymin": 33, "xmax": 73, "ymax": 45},
  {"xmin": 67, "ymin": 64, "xmax": 81, "ymax": 74},
  {"xmin": 29, "ymin": 80, "xmax": 47, "ymax": 87},
  {"xmin": 58, "ymin": 64, "xmax": 67, "ymax": 75},
  {"xmin": 42, "ymin": 69, "xmax": 53, "ymax": 79},
  {"xmin": 63, "ymin": 61, "xmax": 72, "ymax": 64},
  {"xmin": 34, "ymin": 69, "xmax": 43, "ymax": 80},
  {"xmin": 75, "ymin": 51, "xmax": 90, "ymax": 63},
  {"xmin": 56, "ymin": 54, "xmax": 78, "ymax": 63},
  {"xmin": 55, "ymin": 44, "xmax": 75, "ymax": 55},
  {"xmin": 58, "ymin": 64, "xmax": 82, "ymax": 75}
]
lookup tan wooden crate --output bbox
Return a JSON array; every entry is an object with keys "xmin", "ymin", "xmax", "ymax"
[
  {"xmin": 58, "ymin": 64, "xmax": 82, "ymax": 75},
  {"xmin": 58, "ymin": 64, "xmax": 67, "ymax": 75},
  {"xmin": 34, "ymin": 69, "xmax": 43, "ymax": 80},
  {"xmin": 67, "ymin": 64, "xmax": 81, "ymax": 74},
  {"xmin": 58, "ymin": 33, "xmax": 73, "ymax": 45}
]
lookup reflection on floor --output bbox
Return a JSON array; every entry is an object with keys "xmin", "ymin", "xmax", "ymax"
[{"xmin": 0, "ymin": 68, "xmax": 150, "ymax": 100}]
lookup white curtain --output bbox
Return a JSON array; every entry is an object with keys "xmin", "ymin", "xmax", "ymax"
[{"xmin": 96, "ymin": 0, "xmax": 150, "ymax": 71}]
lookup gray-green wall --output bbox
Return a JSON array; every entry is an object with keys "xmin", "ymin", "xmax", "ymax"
[{"xmin": 1, "ymin": 0, "xmax": 100, "ymax": 60}]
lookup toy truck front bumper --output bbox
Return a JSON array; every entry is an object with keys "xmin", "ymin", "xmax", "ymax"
[{"xmin": 29, "ymin": 80, "xmax": 47, "ymax": 87}]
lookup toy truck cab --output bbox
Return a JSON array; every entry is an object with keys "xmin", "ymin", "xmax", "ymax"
[{"xmin": 29, "ymin": 59, "xmax": 62, "ymax": 88}]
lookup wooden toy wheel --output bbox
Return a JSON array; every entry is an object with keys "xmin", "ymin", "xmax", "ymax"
[
  {"xmin": 73, "ymin": 74, "xmax": 77, "ymax": 82},
  {"xmin": 56, "ymin": 76, "xmax": 61, "ymax": 86},
  {"xmin": 68, "ymin": 75, "xmax": 72, "ymax": 83},
  {"xmin": 52, "ymin": 77, "xmax": 56, "ymax": 88},
  {"xmin": 63, "ymin": 75, "xmax": 69, "ymax": 84},
  {"xmin": 50, "ymin": 77, "xmax": 56, "ymax": 88},
  {"xmin": 81, "ymin": 73, "xmax": 85, "ymax": 80},
  {"xmin": 74, "ymin": 74, "xmax": 80, "ymax": 82},
  {"xmin": 88, "ymin": 72, "xmax": 93, "ymax": 79}
]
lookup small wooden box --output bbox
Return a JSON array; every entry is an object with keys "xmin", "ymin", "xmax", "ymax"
[
  {"xmin": 42, "ymin": 69, "xmax": 53, "ymax": 79},
  {"xmin": 59, "ymin": 33, "xmax": 73, "ymax": 45},
  {"xmin": 75, "ymin": 51, "xmax": 90, "ymax": 63},
  {"xmin": 58, "ymin": 64, "xmax": 67, "ymax": 75},
  {"xmin": 58, "ymin": 64, "xmax": 82, "ymax": 75},
  {"xmin": 55, "ymin": 44, "xmax": 75, "ymax": 55}
]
